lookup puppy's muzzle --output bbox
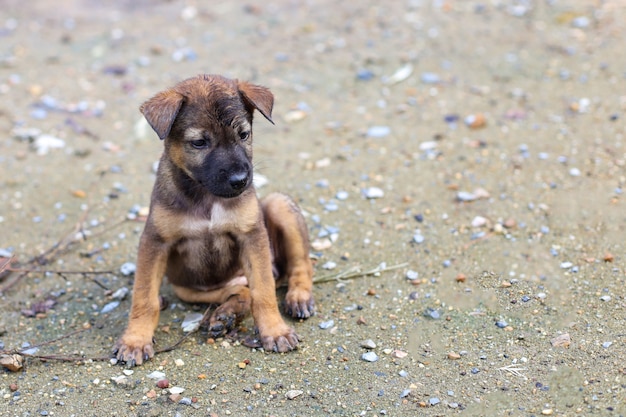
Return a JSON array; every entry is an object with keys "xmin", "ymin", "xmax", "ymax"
[{"xmin": 209, "ymin": 163, "xmax": 251, "ymax": 198}]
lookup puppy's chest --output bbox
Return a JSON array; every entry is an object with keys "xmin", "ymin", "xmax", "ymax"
[
  {"xmin": 171, "ymin": 211, "xmax": 241, "ymax": 272},
  {"xmin": 171, "ymin": 202, "xmax": 250, "ymax": 237},
  {"xmin": 173, "ymin": 230, "xmax": 237, "ymax": 262}
]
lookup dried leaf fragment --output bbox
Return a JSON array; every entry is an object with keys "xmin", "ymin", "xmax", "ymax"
[{"xmin": 550, "ymin": 333, "xmax": 571, "ymax": 348}]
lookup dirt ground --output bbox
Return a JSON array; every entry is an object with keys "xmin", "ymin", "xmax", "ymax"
[{"xmin": 1, "ymin": 0, "xmax": 625, "ymax": 416}]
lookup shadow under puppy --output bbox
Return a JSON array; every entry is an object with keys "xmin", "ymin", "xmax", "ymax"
[{"xmin": 114, "ymin": 74, "xmax": 314, "ymax": 366}]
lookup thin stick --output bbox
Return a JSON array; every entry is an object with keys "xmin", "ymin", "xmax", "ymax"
[
  {"xmin": 0, "ymin": 255, "xmax": 13, "ymax": 274},
  {"xmin": 0, "ymin": 328, "xmax": 111, "ymax": 364},
  {"xmin": 313, "ymin": 262, "xmax": 409, "ymax": 284},
  {"xmin": 19, "ymin": 328, "xmax": 90, "ymax": 351},
  {"xmin": 7, "ymin": 268, "xmax": 115, "ymax": 275},
  {"xmin": 23, "ymin": 353, "xmax": 111, "ymax": 362}
]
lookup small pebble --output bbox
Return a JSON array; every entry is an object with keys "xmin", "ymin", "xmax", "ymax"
[
  {"xmin": 321, "ymin": 261, "xmax": 337, "ymax": 270},
  {"xmin": 392, "ymin": 350, "xmax": 408, "ymax": 359},
  {"xmin": 362, "ymin": 187, "xmax": 385, "ymax": 199},
  {"xmin": 335, "ymin": 191, "xmax": 349, "ymax": 200},
  {"xmin": 169, "ymin": 386, "xmax": 185, "ymax": 394},
  {"xmin": 157, "ymin": 379, "xmax": 170, "ymax": 389},
  {"xmin": 384, "ymin": 63, "xmax": 413, "ymax": 85},
  {"xmin": 366, "ymin": 126, "xmax": 391, "ymax": 138},
  {"xmin": 471, "ymin": 216, "xmax": 488, "ymax": 228},
  {"xmin": 444, "ymin": 114, "xmax": 459, "ymax": 124},
  {"xmin": 602, "ymin": 341, "xmax": 612, "ymax": 349},
  {"xmin": 495, "ymin": 320, "xmax": 508, "ymax": 328},
  {"xmin": 181, "ymin": 313, "xmax": 204, "ymax": 332},
  {"xmin": 400, "ymin": 389, "xmax": 411, "ymax": 398},
  {"xmin": 456, "ymin": 191, "xmax": 477, "ymax": 202},
  {"xmin": 424, "ymin": 308, "xmax": 441, "ymax": 319},
  {"xmin": 111, "ymin": 287, "xmax": 129, "ymax": 300},
  {"xmin": 110, "ymin": 375, "xmax": 127, "ymax": 384},
  {"xmin": 319, "ymin": 320, "xmax": 335, "ymax": 329},
  {"xmin": 356, "ymin": 69, "xmax": 375, "ymax": 81},
  {"xmin": 464, "ymin": 113, "xmax": 486, "ymax": 129},
  {"xmin": 600, "ymin": 295, "xmax": 611, "ymax": 302},
  {"xmin": 33, "ymin": 135, "xmax": 65, "ymax": 155},
  {"xmin": 178, "ymin": 397, "xmax": 192, "ymax": 406},
  {"xmin": 285, "ymin": 390, "xmax": 303, "ymax": 400},
  {"xmin": 419, "ymin": 140, "xmax": 438, "ymax": 151},
  {"xmin": 147, "ymin": 371, "xmax": 166, "ymax": 380},
  {"xmin": 284, "ymin": 109, "xmax": 307, "ymax": 123},
  {"xmin": 311, "ymin": 238, "xmax": 332, "ymax": 251},
  {"xmin": 420, "ymin": 72, "xmax": 440, "ymax": 84},
  {"xmin": 120, "ymin": 262, "xmax": 136, "ymax": 276},
  {"xmin": 361, "ymin": 352, "xmax": 379, "ymax": 362},
  {"xmin": 471, "ymin": 367, "xmax": 480, "ymax": 374},
  {"xmin": 571, "ymin": 16, "xmax": 590, "ymax": 28},
  {"xmin": 405, "ymin": 270, "xmax": 419, "ymax": 280},
  {"xmin": 253, "ymin": 173, "xmax": 269, "ymax": 188},
  {"xmin": 360, "ymin": 339, "xmax": 376, "ymax": 349},
  {"xmin": 429, "ymin": 397, "xmax": 441, "ymax": 406},
  {"xmin": 412, "ymin": 233, "xmax": 424, "ymax": 244},
  {"xmin": 100, "ymin": 301, "xmax": 119, "ymax": 314},
  {"xmin": 398, "ymin": 370, "xmax": 408, "ymax": 377}
]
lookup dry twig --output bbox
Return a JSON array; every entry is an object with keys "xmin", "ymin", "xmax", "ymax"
[{"xmin": 313, "ymin": 262, "xmax": 409, "ymax": 284}]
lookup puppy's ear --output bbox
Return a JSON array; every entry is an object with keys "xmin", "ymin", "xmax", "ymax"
[
  {"xmin": 238, "ymin": 81, "xmax": 274, "ymax": 124},
  {"xmin": 140, "ymin": 90, "xmax": 185, "ymax": 140}
]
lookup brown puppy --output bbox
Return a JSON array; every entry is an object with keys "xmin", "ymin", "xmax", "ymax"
[{"xmin": 114, "ymin": 74, "xmax": 314, "ymax": 366}]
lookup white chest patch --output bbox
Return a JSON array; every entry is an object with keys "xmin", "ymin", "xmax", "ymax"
[{"xmin": 178, "ymin": 202, "xmax": 254, "ymax": 237}]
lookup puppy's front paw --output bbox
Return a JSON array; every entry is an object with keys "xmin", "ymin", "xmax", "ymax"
[
  {"xmin": 113, "ymin": 333, "xmax": 155, "ymax": 367},
  {"xmin": 260, "ymin": 325, "xmax": 300, "ymax": 353},
  {"xmin": 285, "ymin": 287, "xmax": 315, "ymax": 319}
]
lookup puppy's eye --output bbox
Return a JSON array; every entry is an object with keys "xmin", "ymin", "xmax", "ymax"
[
  {"xmin": 190, "ymin": 139, "xmax": 209, "ymax": 149},
  {"xmin": 239, "ymin": 131, "xmax": 250, "ymax": 141}
]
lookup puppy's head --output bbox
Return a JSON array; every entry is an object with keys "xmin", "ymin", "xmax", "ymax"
[{"xmin": 140, "ymin": 74, "xmax": 274, "ymax": 198}]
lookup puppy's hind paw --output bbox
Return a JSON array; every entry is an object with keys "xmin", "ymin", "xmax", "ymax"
[{"xmin": 285, "ymin": 289, "xmax": 315, "ymax": 319}]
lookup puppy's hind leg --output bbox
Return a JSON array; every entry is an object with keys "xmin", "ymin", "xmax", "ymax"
[
  {"xmin": 172, "ymin": 283, "xmax": 251, "ymax": 337},
  {"xmin": 261, "ymin": 193, "xmax": 315, "ymax": 319}
]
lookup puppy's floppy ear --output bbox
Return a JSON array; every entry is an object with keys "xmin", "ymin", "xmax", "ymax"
[
  {"xmin": 238, "ymin": 81, "xmax": 274, "ymax": 124},
  {"xmin": 140, "ymin": 89, "xmax": 185, "ymax": 140}
]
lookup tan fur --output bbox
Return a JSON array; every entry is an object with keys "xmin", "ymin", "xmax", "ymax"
[{"xmin": 114, "ymin": 75, "xmax": 314, "ymax": 366}]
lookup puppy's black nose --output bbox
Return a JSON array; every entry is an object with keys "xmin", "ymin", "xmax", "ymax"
[{"xmin": 229, "ymin": 172, "xmax": 249, "ymax": 190}]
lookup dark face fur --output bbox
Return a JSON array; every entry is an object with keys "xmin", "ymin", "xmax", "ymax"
[{"xmin": 140, "ymin": 75, "xmax": 274, "ymax": 199}]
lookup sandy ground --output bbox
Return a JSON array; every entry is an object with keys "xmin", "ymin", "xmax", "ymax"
[{"xmin": 1, "ymin": 0, "xmax": 625, "ymax": 416}]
